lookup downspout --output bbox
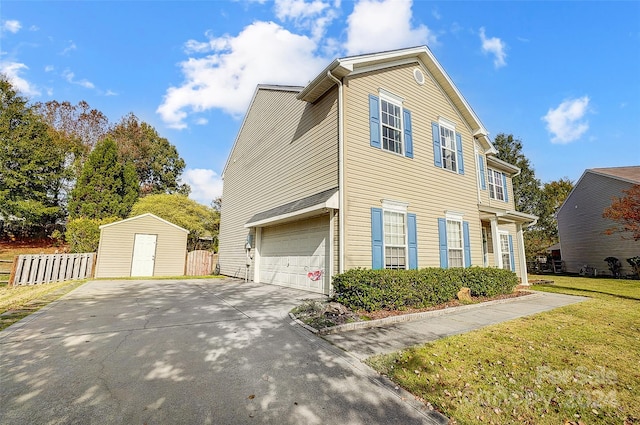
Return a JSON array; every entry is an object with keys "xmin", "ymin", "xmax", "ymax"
[{"xmin": 327, "ymin": 70, "xmax": 345, "ymax": 273}]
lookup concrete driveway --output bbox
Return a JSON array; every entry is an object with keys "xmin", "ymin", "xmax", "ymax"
[{"xmin": 0, "ymin": 278, "xmax": 445, "ymax": 425}]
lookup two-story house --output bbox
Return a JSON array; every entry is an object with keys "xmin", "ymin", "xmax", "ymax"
[{"xmin": 218, "ymin": 46, "xmax": 537, "ymax": 295}]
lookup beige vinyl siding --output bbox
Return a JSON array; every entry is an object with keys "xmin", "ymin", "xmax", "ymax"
[
  {"xmin": 219, "ymin": 87, "xmax": 339, "ymax": 279},
  {"xmin": 557, "ymin": 172, "xmax": 638, "ymax": 276},
  {"xmin": 478, "ymin": 158, "xmax": 517, "ymax": 211},
  {"xmin": 95, "ymin": 215, "xmax": 188, "ymax": 278},
  {"xmin": 342, "ymin": 63, "xmax": 484, "ymax": 270}
]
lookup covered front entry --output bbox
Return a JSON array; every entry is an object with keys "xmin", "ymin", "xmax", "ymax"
[{"xmin": 257, "ymin": 215, "xmax": 330, "ymax": 294}]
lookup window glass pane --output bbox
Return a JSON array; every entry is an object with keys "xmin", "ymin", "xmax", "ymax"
[
  {"xmin": 381, "ymin": 99, "xmax": 403, "ymax": 155},
  {"xmin": 440, "ymin": 125, "xmax": 457, "ymax": 170},
  {"xmin": 384, "ymin": 211, "xmax": 406, "ymax": 269},
  {"xmin": 500, "ymin": 234, "xmax": 511, "ymax": 270}
]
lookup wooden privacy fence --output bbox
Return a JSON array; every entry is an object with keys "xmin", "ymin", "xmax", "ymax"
[
  {"xmin": 9, "ymin": 253, "xmax": 96, "ymax": 286},
  {"xmin": 186, "ymin": 250, "xmax": 218, "ymax": 276}
]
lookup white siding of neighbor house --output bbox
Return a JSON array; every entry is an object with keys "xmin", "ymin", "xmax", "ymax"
[
  {"xmin": 557, "ymin": 171, "xmax": 639, "ymax": 276},
  {"xmin": 341, "ymin": 63, "xmax": 524, "ymax": 277},
  {"xmin": 218, "ymin": 87, "xmax": 339, "ymax": 279},
  {"xmin": 95, "ymin": 214, "xmax": 188, "ymax": 278}
]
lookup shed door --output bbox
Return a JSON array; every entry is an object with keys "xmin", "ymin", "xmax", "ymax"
[
  {"xmin": 131, "ymin": 234, "xmax": 157, "ymax": 276},
  {"xmin": 259, "ymin": 216, "xmax": 329, "ymax": 294}
]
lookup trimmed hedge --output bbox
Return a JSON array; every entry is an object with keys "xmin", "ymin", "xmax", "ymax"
[{"xmin": 332, "ymin": 267, "xmax": 518, "ymax": 312}]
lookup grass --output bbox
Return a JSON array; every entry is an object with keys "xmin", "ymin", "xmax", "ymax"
[
  {"xmin": 0, "ymin": 279, "xmax": 86, "ymax": 331},
  {"xmin": 366, "ymin": 275, "xmax": 640, "ymax": 425}
]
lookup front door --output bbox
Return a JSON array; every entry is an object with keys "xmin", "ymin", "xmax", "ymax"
[{"xmin": 131, "ymin": 234, "xmax": 157, "ymax": 276}]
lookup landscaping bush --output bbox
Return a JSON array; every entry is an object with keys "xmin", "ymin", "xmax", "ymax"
[{"xmin": 332, "ymin": 267, "xmax": 518, "ymax": 312}]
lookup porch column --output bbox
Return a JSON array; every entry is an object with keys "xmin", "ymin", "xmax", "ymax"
[
  {"xmin": 490, "ymin": 217, "xmax": 501, "ymax": 268},
  {"xmin": 516, "ymin": 223, "xmax": 529, "ymax": 285}
]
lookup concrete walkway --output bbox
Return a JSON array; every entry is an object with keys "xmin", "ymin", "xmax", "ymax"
[{"xmin": 322, "ymin": 291, "xmax": 588, "ymax": 360}]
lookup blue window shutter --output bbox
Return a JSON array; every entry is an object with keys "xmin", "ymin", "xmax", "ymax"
[
  {"xmin": 508, "ymin": 234, "xmax": 515, "ymax": 272},
  {"xmin": 369, "ymin": 95, "xmax": 381, "ymax": 149},
  {"xmin": 463, "ymin": 221, "xmax": 471, "ymax": 267},
  {"xmin": 432, "ymin": 122, "xmax": 442, "ymax": 167},
  {"xmin": 403, "ymin": 109, "xmax": 413, "ymax": 158},
  {"xmin": 407, "ymin": 213, "xmax": 417, "ymax": 269},
  {"xmin": 438, "ymin": 218, "xmax": 448, "ymax": 268},
  {"xmin": 371, "ymin": 208, "xmax": 383, "ymax": 269},
  {"xmin": 478, "ymin": 154, "xmax": 486, "ymax": 190},
  {"xmin": 456, "ymin": 132, "xmax": 464, "ymax": 174},
  {"xmin": 502, "ymin": 173, "xmax": 509, "ymax": 202}
]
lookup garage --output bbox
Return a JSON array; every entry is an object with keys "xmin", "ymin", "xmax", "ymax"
[{"xmin": 257, "ymin": 215, "xmax": 329, "ymax": 294}]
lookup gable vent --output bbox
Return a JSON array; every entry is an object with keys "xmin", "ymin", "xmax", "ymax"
[{"xmin": 413, "ymin": 68, "xmax": 425, "ymax": 85}]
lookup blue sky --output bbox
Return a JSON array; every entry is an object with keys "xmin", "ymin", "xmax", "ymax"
[{"xmin": 1, "ymin": 0, "xmax": 639, "ymax": 205}]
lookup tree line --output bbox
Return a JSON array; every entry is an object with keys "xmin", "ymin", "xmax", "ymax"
[{"xmin": 0, "ymin": 75, "xmax": 218, "ymax": 252}]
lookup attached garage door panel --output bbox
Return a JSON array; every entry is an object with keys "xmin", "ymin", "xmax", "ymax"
[{"xmin": 260, "ymin": 215, "xmax": 329, "ymax": 294}]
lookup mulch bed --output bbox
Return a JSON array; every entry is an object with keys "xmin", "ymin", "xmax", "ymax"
[{"xmin": 360, "ymin": 291, "xmax": 532, "ymax": 320}]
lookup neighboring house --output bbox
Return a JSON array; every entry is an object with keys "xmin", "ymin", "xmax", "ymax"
[
  {"xmin": 218, "ymin": 46, "xmax": 537, "ymax": 295},
  {"xmin": 557, "ymin": 166, "xmax": 640, "ymax": 276},
  {"xmin": 95, "ymin": 213, "xmax": 189, "ymax": 278}
]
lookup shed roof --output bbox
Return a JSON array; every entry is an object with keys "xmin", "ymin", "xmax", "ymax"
[{"xmin": 99, "ymin": 213, "xmax": 189, "ymax": 233}]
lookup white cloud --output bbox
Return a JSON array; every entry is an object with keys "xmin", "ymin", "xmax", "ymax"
[
  {"xmin": 60, "ymin": 41, "xmax": 77, "ymax": 56},
  {"xmin": 182, "ymin": 168, "xmax": 223, "ymax": 205},
  {"xmin": 542, "ymin": 96, "xmax": 590, "ymax": 144},
  {"xmin": 0, "ymin": 62, "xmax": 40, "ymax": 96},
  {"xmin": 274, "ymin": 0, "xmax": 337, "ymax": 40},
  {"xmin": 157, "ymin": 21, "xmax": 326, "ymax": 129},
  {"xmin": 62, "ymin": 69, "xmax": 95, "ymax": 89},
  {"xmin": 345, "ymin": 0, "xmax": 436, "ymax": 55},
  {"xmin": 2, "ymin": 20, "xmax": 21, "ymax": 34},
  {"xmin": 479, "ymin": 27, "xmax": 507, "ymax": 68}
]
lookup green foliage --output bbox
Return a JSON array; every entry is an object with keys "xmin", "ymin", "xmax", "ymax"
[
  {"xmin": 65, "ymin": 216, "xmax": 119, "ymax": 253},
  {"xmin": 129, "ymin": 194, "xmax": 219, "ymax": 251},
  {"xmin": 68, "ymin": 138, "xmax": 139, "ymax": 220},
  {"xmin": 0, "ymin": 75, "xmax": 70, "ymax": 238},
  {"xmin": 332, "ymin": 267, "xmax": 518, "ymax": 312},
  {"xmin": 627, "ymin": 257, "xmax": 640, "ymax": 277},
  {"xmin": 493, "ymin": 134, "xmax": 573, "ymax": 259},
  {"xmin": 604, "ymin": 256, "xmax": 622, "ymax": 278},
  {"xmin": 109, "ymin": 113, "xmax": 190, "ymax": 196}
]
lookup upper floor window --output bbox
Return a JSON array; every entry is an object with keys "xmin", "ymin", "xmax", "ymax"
[
  {"xmin": 381, "ymin": 98, "xmax": 403, "ymax": 155},
  {"xmin": 440, "ymin": 123, "xmax": 457, "ymax": 171},
  {"xmin": 369, "ymin": 92, "xmax": 413, "ymax": 158},
  {"xmin": 432, "ymin": 120, "xmax": 464, "ymax": 174},
  {"xmin": 488, "ymin": 169, "xmax": 505, "ymax": 201}
]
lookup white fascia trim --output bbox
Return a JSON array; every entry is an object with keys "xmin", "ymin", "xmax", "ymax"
[
  {"xmin": 244, "ymin": 191, "xmax": 339, "ymax": 228},
  {"xmin": 348, "ymin": 57, "xmax": 419, "ymax": 77}
]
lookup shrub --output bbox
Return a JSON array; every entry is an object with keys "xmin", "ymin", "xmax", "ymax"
[
  {"xmin": 332, "ymin": 267, "xmax": 518, "ymax": 312},
  {"xmin": 65, "ymin": 217, "xmax": 119, "ymax": 253},
  {"xmin": 604, "ymin": 256, "xmax": 622, "ymax": 278},
  {"xmin": 626, "ymin": 257, "xmax": 640, "ymax": 277}
]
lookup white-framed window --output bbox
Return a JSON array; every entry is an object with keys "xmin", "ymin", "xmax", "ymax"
[
  {"xmin": 384, "ymin": 211, "xmax": 406, "ymax": 269},
  {"xmin": 380, "ymin": 94, "xmax": 403, "ymax": 155},
  {"xmin": 499, "ymin": 232, "xmax": 511, "ymax": 270},
  {"xmin": 440, "ymin": 121, "xmax": 457, "ymax": 171},
  {"xmin": 446, "ymin": 216, "xmax": 464, "ymax": 268},
  {"xmin": 488, "ymin": 169, "xmax": 505, "ymax": 201},
  {"xmin": 382, "ymin": 200, "xmax": 408, "ymax": 270}
]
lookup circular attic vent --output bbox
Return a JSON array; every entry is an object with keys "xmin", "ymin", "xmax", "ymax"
[{"xmin": 413, "ymin": 68, "xmax": 425, "ymax": 85}]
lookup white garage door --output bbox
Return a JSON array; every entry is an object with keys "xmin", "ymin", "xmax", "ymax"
[{"xmin": 259, "ymin": 215, "xmax": 329, "ymax": 294}]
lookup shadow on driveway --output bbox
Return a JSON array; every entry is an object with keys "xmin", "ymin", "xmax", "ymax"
[{"xmin": 0, "ymin": 278, "xmax": 446, "ymax": 424}]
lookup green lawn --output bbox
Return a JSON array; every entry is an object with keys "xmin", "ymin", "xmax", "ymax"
[
  {"xmin": 367, "ymin": 276, "xmax": 640, "ymax": 425},
  {"xmin": 0, "ymin": 279, "xmax": 86, "ymax": 331}
]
